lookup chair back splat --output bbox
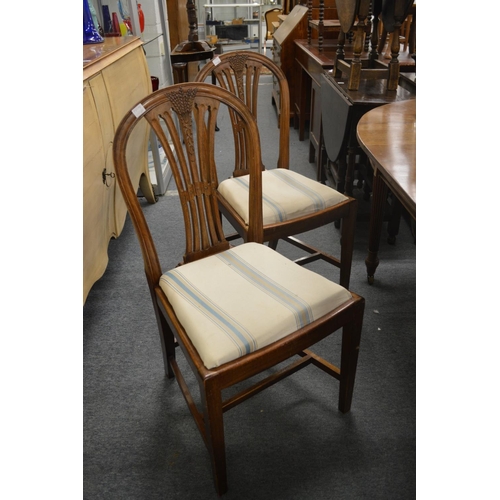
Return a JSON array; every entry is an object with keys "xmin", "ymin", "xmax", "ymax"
[
  {"xmin": 196, "ymin": 51, "xmax": 290, "ymax": 173},
  {"xmin": 113, "ymin": 82, "xmax": 365, "ymax": 496},
  {"xmin": 113, "ymin": 83, "xmax": 263, "ymax": 265}
]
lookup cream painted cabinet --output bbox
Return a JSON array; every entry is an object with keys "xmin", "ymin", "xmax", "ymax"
[{"xmin": 83, "ymin": 36, "xmax": 156, "ymax": 304}]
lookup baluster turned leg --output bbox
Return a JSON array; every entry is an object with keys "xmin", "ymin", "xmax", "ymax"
[
  {"xmin": 348, "ymin": 23, "xmax": 364, "ymax": 90},
  {"xmin": 370, "ymin": 14, "xmax": 379, "ymax": 63},
  {"xmin": 307, "ymin": 0, "xmax": 312, "ymax": 44},
  {"xmin": 409, "ymin": 6, "xmax": 416, "ymax": 55},
  {"xmin": 318, "ymin": 0, "xmax": 324, "ymax": 52},
  {"xmin": 387, "ymin": 23, "xmax": 401, "ymax": 90},
  {"xmin": 348, "ymin": 4, "xmax": 369, "ymax": 90},
  {"xmin": 387, "ymin": 1, "xmax": 407, "ymax": 90},
  {"xmin": 378, "ymin": 26, "xmax": 388, "ymax": 54},
  {"xmin": 364, "ymin": 0, "xmax": 372, "ymax": 53},
  {"xmin": 186, "ymin": 0, "xmax": 199, "ymax": 42},
  {"xmin": 335, "ymin": 30, "xmax": 346, "ymax": 77}
]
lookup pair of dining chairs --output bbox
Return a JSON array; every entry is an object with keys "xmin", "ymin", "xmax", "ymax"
[{"xmin": 112, "ymin": 52, "xmax": 365, "ymax": 495}]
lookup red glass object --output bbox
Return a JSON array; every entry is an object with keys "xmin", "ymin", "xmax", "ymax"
[
  {"xmin": 138, "ymin": 4, "xmax": 145, "ymax": 33},
  {"xmin": 112, "ymin": 12, "xmax": 121, "ymax": 34}
]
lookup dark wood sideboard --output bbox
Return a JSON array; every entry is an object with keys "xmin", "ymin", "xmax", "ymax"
[{"xmin": 294, "ymin": 39, "xmax": 415, "ymax": 192}]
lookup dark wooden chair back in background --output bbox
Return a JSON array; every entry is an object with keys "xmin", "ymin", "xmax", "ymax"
[{"xmin": 195, "ymin": 50, "xmax": 290, "ymax": 172}]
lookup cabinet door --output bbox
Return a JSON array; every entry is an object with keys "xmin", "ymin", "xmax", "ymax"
[
  {"xmin": 83, "ymin": 76, "xmax": 116, "ymax": 304},
  {"xmin": 101, "ymin": 47, "xmax": 155, "ymax": 236}
]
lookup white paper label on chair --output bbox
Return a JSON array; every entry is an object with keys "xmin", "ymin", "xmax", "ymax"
[
  {"xmin": 213, "ymin": 56, "xmax": 221, "ymax": 66},
  {"xmin": 132, "ymin": 103, "xmax": 146, "ymax": 118}
]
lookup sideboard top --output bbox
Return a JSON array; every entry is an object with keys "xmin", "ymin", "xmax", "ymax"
[{"xmin": 83, "ymin": 36, "xmax": 143, "ymax": 81}]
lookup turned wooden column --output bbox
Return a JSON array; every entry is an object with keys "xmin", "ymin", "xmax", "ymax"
[
  {"xmin": 386, "ymin": 0, "xmax": 410, "ymax": 90},
  {"xmin": 347, "ymin": 0, "xmax": 370, "ymax": 90},
  {"xmin": 186, "ymin": 0, "xmax": 198, "ymax": 41},
  {"xmin": 318, "ymin": 0, "xmax": 325, "ymax": 51},
  {"xmin": 370, "ymin": 0, "xmax": 381, "ymax": 63},
  {"xmin": 307, "ymin": 0, "xmax": 312, "ymax": 44}
]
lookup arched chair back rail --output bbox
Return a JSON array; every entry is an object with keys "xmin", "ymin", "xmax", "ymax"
[
  {"xmin": 195, "ymin": 51, "xmax": 357, "ymax": 289},
  {"xmin": 112, "ymin": 82, "xmax": 365, "ymax": 496}
]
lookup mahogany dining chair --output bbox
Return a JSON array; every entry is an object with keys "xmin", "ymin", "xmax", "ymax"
[{"xmin": 112, "ymin": 82, "xmax": 365, "ymax": 495}]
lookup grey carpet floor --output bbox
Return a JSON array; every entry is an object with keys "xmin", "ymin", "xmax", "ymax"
[{"xmin": 83, "ymin": 76, "xmax": 416, "ymax": 499}]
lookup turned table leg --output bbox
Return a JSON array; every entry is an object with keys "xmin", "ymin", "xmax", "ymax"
[
  {"xmin": 387, "ymin": 196, "xmax": 402, "ymax": 245},
  {"xmin": 365, "ymin": 168, "xmax": 388, "ymax": 284},
  {"xmin": 345, "ymin": 145, "xmax": 356, "ymax": 197}
]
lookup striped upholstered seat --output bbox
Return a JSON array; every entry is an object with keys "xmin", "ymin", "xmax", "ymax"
[
  {"xmin": 160, "ymin": 243, "xmax": 352, "ymax": 369},
  {"xmin": 218, "ymin": 169, "xmax": 348, "ymax": 226}
]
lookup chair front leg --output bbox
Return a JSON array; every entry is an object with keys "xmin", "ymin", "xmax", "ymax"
[
  {"xmin": 268, "ymin": 239, "xmax": 279, "ymax": 250},
  {"xmin": 201, "ymin": 379, "xmax": 228, "ymax": 495},
  {"xmin": 338, "ymin": 306, "xmax": 363, "ymax": 413}
]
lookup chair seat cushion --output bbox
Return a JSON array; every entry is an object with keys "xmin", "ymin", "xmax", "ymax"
[
  {"xmin": 159, "ymin": 243, "xmax": 352, "ymax": 369},
  {"xmin": 217, "ymin": 169, "xmax": 348, "ymax": 226}
]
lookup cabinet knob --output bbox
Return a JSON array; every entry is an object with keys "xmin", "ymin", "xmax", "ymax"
[{"xmin": 102, "ymin": 168, "xmax": 115, "ymax": 187}]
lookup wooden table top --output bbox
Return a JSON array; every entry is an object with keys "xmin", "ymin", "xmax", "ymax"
[{"xmin": 356, "ymin": 99, "xmax": 416, "ymax": 218}]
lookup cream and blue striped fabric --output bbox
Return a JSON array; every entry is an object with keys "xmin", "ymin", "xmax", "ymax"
[
  {"xmin": 217, "ymin": 169, "xmax": 348, "ymax": 225},
  {"xmin": 160, "ymin": 243, "xmax": 351, "ymax": 369}
]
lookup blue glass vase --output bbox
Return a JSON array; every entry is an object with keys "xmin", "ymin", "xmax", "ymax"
[{"xmin": 84, "ymin": 0, "xmax": 103, "ymax": 44}]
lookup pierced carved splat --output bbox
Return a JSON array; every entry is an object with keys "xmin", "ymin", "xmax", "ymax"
[
  {"xmin": 195, "ymin": 52, "xmax": 290, "ymax": 176},
  {"xmin": 198, "ymin": 53, "xmax": 281, "ymax": 176},
  {"xmin": 142, "ymin": 85, "xmax": 229, "ymax": 262},
  {"xmin": 113, "ymin": 82, "xmax": 264, "ymax": 291},
  {"xmin": 213, "ymin": 53, "xmax": 261, "ymax": 116}
]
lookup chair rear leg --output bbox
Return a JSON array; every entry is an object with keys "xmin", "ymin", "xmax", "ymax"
[
  {"xmin": 156, "ymin": 310, "xmax": 177, "ymax": 379},
  {"xmin": 151, "ymin": 290, "xmax": 176, "ymax": 379},
  {"xmin": 268, "ymin": 239, "xmax": 279, "ymax": 250},
  {"xmin": 201, "ymin": 380, "xmax": 228, "ymax": 495}
]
